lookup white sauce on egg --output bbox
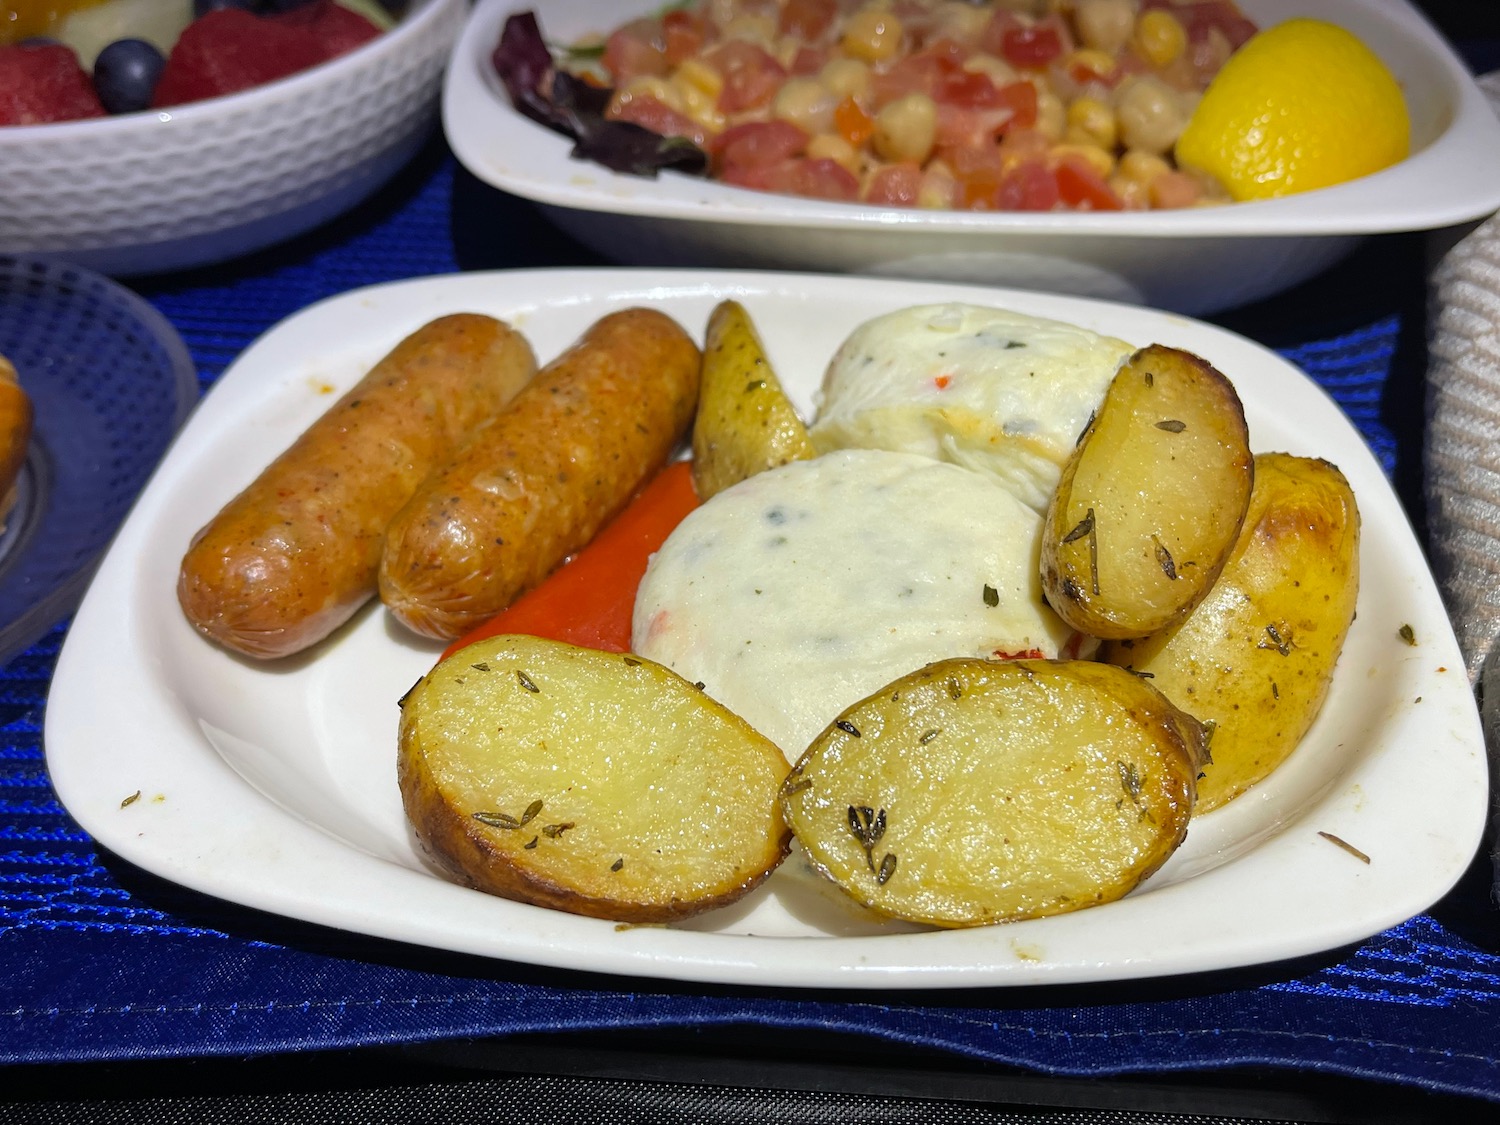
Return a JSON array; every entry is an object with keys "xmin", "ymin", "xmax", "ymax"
[
  {"xmin": 809, "ymin": 303, "xmax": 1134, "ymax": 512},
  {"xmin": 632, "ymin": 449, "xmax": 1083, "ymax": 762}
]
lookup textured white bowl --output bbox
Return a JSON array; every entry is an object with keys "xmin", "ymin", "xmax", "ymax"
[
  {"xmin": 0, "ymin": 0, "xmax": 467, "ymax": 276},
  {"xmin": 445, "ymin": 0, "xmax": 1500, "ymax": 315}
]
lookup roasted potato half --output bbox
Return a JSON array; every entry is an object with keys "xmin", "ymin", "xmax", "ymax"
[
  {"xmin": 1042, "ymin": 344, "xmax": 1253, "ymax": 639},
  {"xmin": 1102, "ymin": 453, "xmax": 1360, "ymax": 813},
  {"xmin": 780, "ymin": 658, "xmax": 1207, "ymax": 928},
  {"xmin": 691, "ymin": 300, "xmax": 816, "ymax": 500},
  {"xmin": 398, "ymin": 634, "xmax": 791, "ymax": 922}
]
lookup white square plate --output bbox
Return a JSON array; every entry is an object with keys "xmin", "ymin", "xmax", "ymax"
[{"xmin": 44, "ymin": 269, "xmax": 1487, "ymax": 988}]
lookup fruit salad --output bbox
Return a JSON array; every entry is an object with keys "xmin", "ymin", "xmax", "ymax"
[{"xmin": 0, "ymin": 0, "xmax": 399, "ymax": 126}]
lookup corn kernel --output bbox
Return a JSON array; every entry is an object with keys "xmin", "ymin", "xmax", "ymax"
[
  {"xmin": 620, "ymin": 75, "xmax": 683, "ymax": 114},
  {"xmin": 674, "ymin": 58, "xmax": 723, "ymax": 100},
  {"xmin": 1066, "ymin": 96, "xmax": 1118, "ymax": 150},
  {"xmin": 1134, "ymin": 10, "xmax": 1187, "ymax": 69},
  {"xmin": 842, "ymin": 7, "xmax": 904, "ymax": 63},
  {"xmin": 820, "ymin": 57, "xmax": 872, "ymax": 100},
  {"xmin": 1067, "ymin": 48, "xmax": 1118, "ymax": 80},
  {"xmin": 1052, "ymin": 142, "xmax": 1115, "ymax": 179},
  {"xmin": 807, "ymin": 133, "xmax": 861, "ymax": 175}
]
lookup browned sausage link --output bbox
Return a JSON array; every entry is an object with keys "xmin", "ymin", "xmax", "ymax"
[
  {"xmin": 379, "ymin": 307, "xmax": 702, "ymax": 641},
  {"xmin": 0, "ymin": 355, "xmax": 33, "ymax": 524},
  {"xmin": 177, "ymin": 314, "xmax": 538, "ymax": 659}
]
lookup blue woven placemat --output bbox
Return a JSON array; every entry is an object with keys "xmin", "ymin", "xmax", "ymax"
[{"xmin": 3, "ymin": 135, "xmax": 1496, "ymax": 1101}]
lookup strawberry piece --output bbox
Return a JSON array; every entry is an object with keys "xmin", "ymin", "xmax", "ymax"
[
  {"xmin": 273, "ymin": 0, "xmax": 383, "ymax": 60},
  {"xmin": 152, "ymin": 9, "xmax": 327, "ymax": 108},
  {"xmin": 0, "ymin": 43, "xmax": 106, "ymax": 126}
]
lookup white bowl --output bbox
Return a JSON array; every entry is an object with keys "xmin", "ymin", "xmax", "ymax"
[
  {"xmin": 444, "ymin": 0, "xmax": 1500, "ymax": 315},
  {"xmin": 0, "ymin": 0, "xmax": 467, "ymax": 277}
]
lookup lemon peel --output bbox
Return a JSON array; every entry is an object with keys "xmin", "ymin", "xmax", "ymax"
[{"xmin": 1174, "ymin": 18, "xmax": 1410, "ymax": 202}]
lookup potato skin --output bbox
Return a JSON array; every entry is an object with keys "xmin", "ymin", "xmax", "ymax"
[
  {"xmin": 1041, "ymin": 344, "xmax": 1253, "ymax": 639},
  {"xmin": 398, "ymin": 634, "xmax": 790, "ymax": 922},
  {"xmin": 177, "ymin": 315, "xmax": 538, "ymax": 659},
  {"xmin": 0, "ymin": 354, "xmax": 32, "ymax": 525},
  {"xmin": 691, "ymin": 299, "xmax": 815, "ymax": 500},
  {"xmin": 780, "ymin": 658, "xmax": 1207, "ymax": 928},
  {"xmin": 1101, "ymin": 453, "xmax": 1360, "ymax": 812},
  {"xmin": 379, "ymin": 308, "xmax": 701, "ymax": 641}
]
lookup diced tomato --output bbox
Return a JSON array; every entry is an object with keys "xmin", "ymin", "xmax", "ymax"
[
  {"xmin": 1149, "ymin": 169, "xmax": 1203, "ymax": 209},
  {"xmin": 706, "ymin": 40, "xmax": 786, "ymax": 113},
  {"xmin": 934, "ymin": 103, "xmax": 1014, "ymax": 149},
  {"xmin": 946, "ymin": 144, "xmax": 1006, "ymax": 209},
  {"xmin": 788, "ymin": 45, "xmax": 830, "ymax": 75},
  {"xmin": 780, "ymin": 0, "xmax": 837, "ymax": 40},
  {"xmin": 601, "ymin": 18, "xmax": 669, "ymax": 84},
  {"xmin": 864, "ymin": 162, "xmax": 923, "ymax": 206},
  {"xmin": 833, "ymin": 95, "xmax": 874, "ymax": 146},
  {"xmin": 722, "ymin": 156, "xmax": 859, "ymax": 201},
  {"xmin": 993, "ymin": 80, "xmax": 1037, "ymax": 130},
  {"xmin": 998, "ymin": 23, "xmax": 1063, "ymax": 69},
  {"xmin": 934, "ymin": 68, "xmax": 1000, "ymax": 108},
  {"xmin": 1055, "ymin": 155, "xmax": 1122, "ymax": 211},
  {"xmin": 997, "ymin": 159, "xmax": 1061, "ymax": 211},
  {"xmin": 978, "ymin": 10, "xmax": 1023, "ymax": 57},
  {"xmin": 714, "ymin": 119, "xmax": 809, "ymax": 171},
  {"xmin": 608, "ymin": 94, "xmax": 709, "ymax": 148},
  {"xmin": 661, "ymin": 9, "xmax": 707, "ymax": 67}
]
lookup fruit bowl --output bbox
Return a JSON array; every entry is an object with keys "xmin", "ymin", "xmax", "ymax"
[
  {"xmin": 444, "ymin": 0, "xmax": 1500, "ymax": 315},
  {"xmin": 0, "ymin": 0, "xmax": 466, "ymax": 277}
]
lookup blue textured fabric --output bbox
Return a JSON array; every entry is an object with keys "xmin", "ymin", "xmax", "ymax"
[{"xmin": 3, "ymin": 137, "xmax": 1497, "ymax": 1100}]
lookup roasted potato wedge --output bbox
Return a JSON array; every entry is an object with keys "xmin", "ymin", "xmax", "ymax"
[
  {"xmin": 1041, "ymin": 344, "xmax": 1253, "ymax": 639},
  {"xmin": 1102, "ymin": 454, "xmax": 1359, "ymax": 813},
  {"xmin": 780, "ymin": 658, "xmax": 1207, "ymax": 928},
  {"xmin": 691, "ymin": 300, "xmax": 816, "ymax": 500},
  {"xmin": 399, "ymin": 635, "xmax": 791, "ymax": 922}
]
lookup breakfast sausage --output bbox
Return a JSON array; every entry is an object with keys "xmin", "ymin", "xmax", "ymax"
[
  {"xmin": 178, "ymin": 314, "xmax": 538, "ymax": 659},
  {"xmin": 0, "ymin": 354, "xmax": 33, "ymax": 528},
  {"xmin": 378, "ymin": 307, "xmax": 701, "ymax": 641}
]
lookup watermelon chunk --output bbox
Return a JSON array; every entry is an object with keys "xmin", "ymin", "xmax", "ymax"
[
  {"xmin": 0, "ymin": 42, "xmax": 107, "ymax": 126},
  {"xmin": 151, "ymin": 8, "xmax": 327, "ymax": 108}
]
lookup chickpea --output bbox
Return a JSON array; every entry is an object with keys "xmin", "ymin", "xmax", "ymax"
[
  {"xmin": 1134, "ymin": 9, "xmax": 1188, "ymax": 70},
  {"xmin": 1108, "ymin": 173, "xmax": 1152, "ymax": 209},
  {"xmin": 842, "ymin": 5, "xmax": 904, "ymax": 63},
  {"xmin": 1033, "ymin": 87, "xmax": 1067, "ymax": 142},
  {"xmin": 919, "ymin": 162, "xmax": 959, "ymax": 209},
  {"xmin": 773, "ymin": 76, "xmax": 839, "ymax": 135},
  {"xmin": 1117, "ymin": 149, "xmax": 1172, "ymax": 186},
  {"xmin": 1114, "ymin": 75, "xmax": 1187, "ymax": 156},
  {"xmin": 819, "ymin": 57, "xmax": 872, "ymax": 101},
  {"xmin": 931, "ymin": 1, "xmax": 992, "ymax": 45},
  {"xmin": 1066, "ymin": 96, "xmax": 1118, "ymax": 150},
  {"xmin": 1076, "ymin": 0, "xmax": 1136, "ymax": 55},
  {"xmin": 872, "ymin": 92, "xmax": 938, "ymax": 164}
]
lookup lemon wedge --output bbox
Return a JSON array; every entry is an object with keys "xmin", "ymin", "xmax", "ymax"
[{"xmin": 1175, "ymin": 18, "xmax": 1410, "ymax": 202}]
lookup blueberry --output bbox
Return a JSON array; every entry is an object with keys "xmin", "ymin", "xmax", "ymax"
[
  {"xmin": 258, "ymin": 0, "xmax": 319, "ymax": 12},
  {"xmin": 93, "ymin": 38, "xmax": 166, "ymax": 116}
]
